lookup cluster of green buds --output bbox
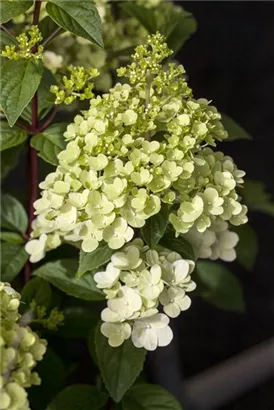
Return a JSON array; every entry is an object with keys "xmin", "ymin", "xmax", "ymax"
[
  {"xmin": 29, "ymin": 301, "xmax": 64, "ymax": 331},
  {"xmin": 25, "ymin": 33, "xmax": 247, "ymax": 264},
  {"xmin": 50, "ymin": 66, "xmax": 99, "ymax": 105},
  {"xmin": 1, "ymin": 26, "xmax": 43, "ymax": 60},
  {"xmin": 0, "ymin": 283, "xmax": 47, "ymax": 410},
  {"xmin": 94, "ymin": 239, "xmax": 195, "ymax": 350}
]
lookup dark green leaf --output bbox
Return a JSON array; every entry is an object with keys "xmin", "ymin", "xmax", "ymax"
[
  {"xmin": 95, "ymin": 325, "xmax": 146, "ymax": 402},
  {"xmin": 1, "ymin": 59, "xmax": 43, "ymax": 126},
  {"xmin": 1, "ymin": 243, "xmax": 28, "ymax": 282},
  {"xmin": 242, "ymin": 180, "xmax": 274, "ymax": 216},
  {"xmin": 39, "ymin": 16, "xmax": 63, "ymax": 44},
  {"xmin": 58, "ymin": 306, "xmax": 99, "ymax": 339},
  {"xmin": 195, "ymin": 261, "xmax": 245, "ymax": 312},
  {"xmin": 1, "ymin": 194, "xmax": 28, "ymax": 233},
  {"xmin": 31, "ymin": 123, "xmax": 67, "ymax": 165},
  {"xmin": 123, "ymin": 384, "xmax": 183, "ymax": 410},
  {"xmin": 77, "ymin": 243, "xmax": 114, "ymax": 278},
  {"xmin": 119, "ymin": 3, "xmax": 157, "ymax": 33},
  {"xmin": 29, "ymin": 348, "xmax": 66, "ymax": 410},
  {"xmin": 0, "ymin": 31, "xmax": 17, "ymax": 51},
  {"xmin": 0, "ymin": 1, "xmax": 33, "ymax": 24},
  {"xmin": 222, "ymin": 114, "xmax": 252, "ymax": 141},
  {"xmin": 21, "ymin": 277, "xmax": 52, "ymax": 312},
  {"xmin": 164, "ymin": 11, "xmax": 197, "ymax": 54},
  {"xmin": 20, "ymin": 68, "xmax": 57, "ymax": 123},
  {"xmin": 33, "ymin": 259, "xmax": 104, "ymax": 301},
  {"xmin": 1, "ymin": 145, "xmax": 24, "ymax": 181},
  {"xmin": 0, "ymin": 121, "xmax": 28, "ymax": 151},
  {"xmin": 141, "ymin": 204, "xmax": 169, "ymax": 248},
  {"xmin": 47, "ymin": 384, "xmax": 108, "ymax": 410},
  {"xmin": 0, "ymin": 231, "xmax": 24, "ymax": 244},
  {"xmin": 160, "ymin": 233, "xmax": 196, "ymax": 261},
  {"xmin": 46, "ymin": 1, "xmax": 103, "ymax": 47},
  {"xmin": 233, "ymin": 224, "xmax": 258, "ymax": 271},
  {"xmin": 87, "ymin": 326, "xmax": 98, "ymax": 365}
]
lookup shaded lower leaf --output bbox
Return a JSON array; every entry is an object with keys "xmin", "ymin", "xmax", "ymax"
[
  {"xmin": 31, "ymin": 122, "xmax": 67, "ymax": 165},
  {"xmin": 0, "ymin": 231, "xmax": 24, "ymax": 244},
  {"xmin": 234, "ymin": 224, "xmax": 258, "ymax": 272},
  {"xmin": 242, "ymin": 180, "xmax": 274, "ymax": 216},
  {"xmin": 159, "ymin": 233, "xmax": 196, "ymax": 260},
  {"xmin": 123, "ymin": 384, "xmax": 183, "ymax": 410},
  {"xmin": 20, "ymin": 277, "xmax": 52, "ymax": 313},
  {"xmin": 77, "ymin": 243, "xmax": 114, "ymax": 278},
  {"xmin": 222, "ymin": 114, "xmax": 252, "ymax": 141},
  {"xmin": 195, "ymin": 261, "xmax": 245, "ymax": 312},
  {"xmin": 33, "ymin": 259, "xmax": 104, "ymax": 301},
  {"xmin": 1, "ymin": 193, "xmax": 28, "ymax": 234},
  {"xmin": 141, "ymin": 204, "xmax": 169, "ymax": 248},
  {"xmin": 47, "ymin": 384, "xmax": 108, "ymax": 410},
  {"xmin": 95, "ymin": 325, "xmax": 146, "ymax": 402},
  {"xmin": 58, "ymin": 306, "xmax": 100, "ymax": 339},
  {"xmin": 1, "ymin": 243, "xmax": 28, "ymax": 282},
  {"xmin": 1, "ymin": 144, "xmax": 24, "ymax": 181},
  {"xmin": 0, "ymin": 121, "xmax": 28, "ymax": 151}
]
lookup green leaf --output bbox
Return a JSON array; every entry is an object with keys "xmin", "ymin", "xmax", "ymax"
[
  {"xmin": 141, "ymin": 204, "xmax": 169, "ymax": 248},
  {"xmin": 29, "ymin": 348, "xmax": 66, "ymax": 410},
  {"xmin": 242, "ymin": 180, "xmax": 274, "ymax": 216},
  {"xmin": 0, "ymin": 1, "xmax": 33, "ymax": 24},
  {"xmin": 20, "ymin": 68, "xmax": 57, "ymax": 123},
  {"xmin": 164, "ymin": 11, "xmax": 197, "ymax": 54},
  {"xmin": 1, "ymin": 194, "xmax": 28, "ymax": 233},
  {"xmin": 95, "ymin": 325, "xmax": 146, "ymax": 402},
  {"xmin": 123, "ymin": 384, "xmax": 183, "ymax": 410},
  {"xmin": 233, "ymin": 224, "xmax": 258, "ymax": 272},
  {"xmin": 31, "ymin": 123, "xmax": 67, "ymax": 165},
  {"xmin": 195, "ymin": 261, "xmax": 245, "ymax": 312},
  {"xmin": 77, "ymin": 243, "xmax": 114, "ymax": 278},
  {"xmin": 0, "ymin": 121, "xmax": 28, "ymax": 151},
  {"xmin": 0, "ymin": 231, "xmax": 24, "ymax": 244},
  {"xmin": 222, "ymin": 114, "xmax": 252, "ymax": 141},
  {"xmin": 58, "ymin": 306, "xmax": 99, "ymax": 339},
  {"xmin": 87, "ymin": 326, "xmax": 98, "ymax": 365},
  {"xmin": 39, "ymin": 16, "xmax": 63, "ymax": 44},
  {"xmin": 33, "ymin": 259, "xmax": 104, "ymax": 301},
  {"xmin": 159, "ymin": 233, "xmax": 196, "ymax": 261},
  {"xmin": 1, "ymin": 243, "xmax": 28, "ymax": 282},
  {"xmin": 21, "ymin": 277, "xmax": 52, "ymax": 312},
  {"xmin": 0, "ymin": 31, "xmax": 17, "ymax": 51},
  {"xmin": 47, "ymin": 384, "xmax": 108, "ymax": 410},
  {"xmin": 119, "ymin": 3, "xmax": 157, "ymax": 33},
  {"xmin": 1, "ymin": 59, "xmax": 43, "ymax": 126},
  {"xmin": 1, "ymin": 145, "xmax": 24, "ymax": 181},
  {"xmin": 46, "ymin": 1, "xmax": 103, "ymax": 47}
]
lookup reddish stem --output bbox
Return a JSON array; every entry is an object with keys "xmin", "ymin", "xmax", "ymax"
[
  {"xmin": 36, "ymin": 107, "xmax": 57, "ymax": 133},
  {"xmin": 24, "ymin": 1, "xmax": 41, "ymax": 283}
]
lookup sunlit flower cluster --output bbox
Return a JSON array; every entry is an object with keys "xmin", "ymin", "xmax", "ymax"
[
  {"xmin": 25, "ymin": 33, "xmax": 247, "ymax": 262},
  {"xmin": 1, "ymin": 26, "xmax": 43, "ymax": 61},
  {"xmin": 93, "ymin": 239, "xmax": 195, "ymax": 350},
  {"xmin": 0, "ymin": 283, "xmax": 47, "ymax": 410}
]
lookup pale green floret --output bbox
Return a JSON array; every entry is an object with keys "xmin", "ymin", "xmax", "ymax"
[
  {"xmin": 26, "ymin": 33, "xmax": 247, "ymax": 262},
  {"xmin": 1, "ymin": 26, "xmax": 43, "ymax": 61},
  {"xmin": 93, "ymin": 240, "xmax": 196, "ymax": 350},
  {"xmin": 0, "ymin": 283, "xmax": 47, "ymax": 410}
]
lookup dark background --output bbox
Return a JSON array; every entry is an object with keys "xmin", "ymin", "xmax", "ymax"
[{"xmin": 154, "ymin": 1, "xmax": 274, "ymax": 409}]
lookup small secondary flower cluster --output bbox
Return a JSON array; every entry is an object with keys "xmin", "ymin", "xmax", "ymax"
[
  {"xmin": 0, "ymin": 283, "xmax": 47, "ymax": 410},
  {"xmin": 1, "ymin": 26, "xmax": 43, "ymax": 60},
  {"xmin": 93, "ymin": 239, "xmax": 196, "ymax": 351},
  {"xmin": 26, "ymin": 33, "xmax": 247, "ymax": 263}
]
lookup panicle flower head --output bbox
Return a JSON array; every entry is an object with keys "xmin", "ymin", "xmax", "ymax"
[
  {"xmin": 0, "ymin": 283, "xmax": 47, "ymax": 410},
  {"xmin": 25, "ymin": 33, "xmax": 247, "ymax": 264},
  {"xmin": 1, "ymin": 26, "xmax": 43, "ymax": 60}
]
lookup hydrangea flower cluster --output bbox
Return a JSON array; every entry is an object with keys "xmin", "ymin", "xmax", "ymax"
[
  {"xmin": 1, "ymin": 26, "xmax": 43, "ymax": 60},
  {"xmin": 25, "ymin": 33, "xmax": 247, "ymax": 263},
  {"xmin": 93, "ymin": 239, "xmax": 196, "ymax": 350},
  {"xmin": 0, "ymin": 283, "xmax": 47, "ymax": 410}
]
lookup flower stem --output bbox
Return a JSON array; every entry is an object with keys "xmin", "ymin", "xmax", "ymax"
[
  {"xmin": 24, "ymin": 1, "xmax": 42, "ymax": 283},
  {"xmin": 42, "ymin": 27, "xmax": 62, "ymax": 47},
  {"xmin": 0, "ymin": 24, "xmax": 16, "ymax": 40}
]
